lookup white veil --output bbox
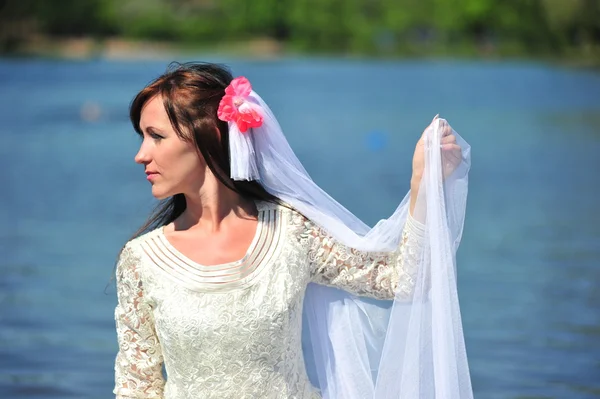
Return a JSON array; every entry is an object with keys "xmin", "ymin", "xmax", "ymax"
[{"xmin": 227, "ymin": 89, "xmax": 473, "ymax": 398}]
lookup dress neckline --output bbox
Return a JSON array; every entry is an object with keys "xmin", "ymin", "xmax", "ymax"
[
  {"xmin": 157, "ymin": 208, "xmax": 264, "ymax": 270},
  {"xmin": 138, "ymin": 201, "xmax": 283, "ymax": 292}
]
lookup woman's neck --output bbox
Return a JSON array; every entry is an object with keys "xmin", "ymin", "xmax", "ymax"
[{"xmin": 177, "ymin": 177, "xmax": 257, "ymax": 233}]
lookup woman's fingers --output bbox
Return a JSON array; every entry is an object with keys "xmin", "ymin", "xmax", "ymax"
[
  {"xmin": 422, "ymin": 118, "xmax": 452, "ymax": 141},
  {"xmin": 442, "ymin": 144, "xmax": 462, "ymax": 163},
  {"xmin": 441, "ymin": 134, "xmax": 457, "ymax": 144},
  {"xmin": 419, "ymin": 117, "xmax": 463, "ymax": 179},
  {"xmin": 442, "ymin": 143, "xmax": 461, "ymax": 152},
  {"xmin": 441, "ymin": 143, "xmax": 462, "ymax": 178},
  {"xmin": 437, "ymin": 119, "xmax": 453, "ymax": 137}
]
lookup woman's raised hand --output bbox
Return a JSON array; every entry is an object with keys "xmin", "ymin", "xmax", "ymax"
[{"xmin": 411, "ymin": 115, "xmax": 463, "ymax": 187}]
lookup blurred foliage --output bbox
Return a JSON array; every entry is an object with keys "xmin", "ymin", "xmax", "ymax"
[{"xmin": 1, "ymin": 0, "xmax": 599, "ymax": 60}]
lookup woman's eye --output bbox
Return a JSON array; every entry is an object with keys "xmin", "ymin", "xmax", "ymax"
[{"xmin": 150, "ymin": 133, "xmax": 164, "ymax": 140}]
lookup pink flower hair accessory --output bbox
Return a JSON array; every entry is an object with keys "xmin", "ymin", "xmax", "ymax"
[{"xmin": 217, "ymin": 76, "xmax": 264, "ymax": 133}]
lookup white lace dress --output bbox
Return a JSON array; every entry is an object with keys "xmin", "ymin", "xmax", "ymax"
[{"xmin": 113, "ymin": 201, "xmax": 425, "ymax": 399}]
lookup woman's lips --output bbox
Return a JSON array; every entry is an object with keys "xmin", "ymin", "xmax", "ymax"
[{"xmin": 146, "ymin": 172, "xmax": 159, "ymax": 181}]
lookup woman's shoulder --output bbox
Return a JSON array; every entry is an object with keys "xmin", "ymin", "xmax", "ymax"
[
  {"xmin": 115, "ymin": 228, "xmax": 165, "ymax": 284},
  {"xmin": 118, "ymin": 227, "xmax": 163, "ymax": 261},
  {"xmin": 256, "ymin": 199, "xmax": 307, "ymax": 223},
  {"xmin": 128, "ymin": 227, "xmax": 163, "ymax": 247}
]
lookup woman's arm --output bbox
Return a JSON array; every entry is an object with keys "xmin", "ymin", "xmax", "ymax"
[
  {"xmin": 305, "ymin": 118, "xmax": 459, "ymax": 299},
  {"xmin": 306, "ymin": 215, "xmax": 425, "ymax": 301},
  {"xmin": 114, "ymin": 243, "xmax": 165, "ymax": 399}
]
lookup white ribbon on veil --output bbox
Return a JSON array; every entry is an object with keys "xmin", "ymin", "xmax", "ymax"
[{"xmin": 226, "ymin": 89, "xmax": 473, "ymax": 399}]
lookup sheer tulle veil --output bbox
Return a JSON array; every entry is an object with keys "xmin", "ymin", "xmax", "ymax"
[{"xmin": 222, "ymin": 83, "xmax": 473, "ymax": 398}]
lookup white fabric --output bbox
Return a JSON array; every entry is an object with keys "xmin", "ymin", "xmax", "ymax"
[
  {"xmin": 228, "ymin": 90, "xmax": 473, "ymax": 398},
  {"xmin": 114, "ymin": 201, "xmax": 425, "ymax": 398}
]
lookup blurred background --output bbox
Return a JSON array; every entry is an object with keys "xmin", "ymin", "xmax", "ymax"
[
  {"xmin": 1, "ymin": 1, "xmax": 599, "ymax": 398},
  {"xmin": 2, "ymin": 0, "xmax": 600, "ymax": 64}
]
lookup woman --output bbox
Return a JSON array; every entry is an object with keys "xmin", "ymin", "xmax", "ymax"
[{"xmin": 114, "ymin": 62, "xmax": 472, "ymax": 399}]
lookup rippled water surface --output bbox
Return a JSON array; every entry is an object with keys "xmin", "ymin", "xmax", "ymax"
[{"xmin": 1, "ymin": 58, "xmax": 599, "ymax": 398}]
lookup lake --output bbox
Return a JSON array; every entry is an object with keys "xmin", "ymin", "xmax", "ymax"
[{"xmin": 0, "ymin": 57, "xmax": 599, "ymax": 398}]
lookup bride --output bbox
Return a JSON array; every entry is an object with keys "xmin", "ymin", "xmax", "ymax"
[{"xmin": 113, "ymin": 62, "xmax": 472, "ymax": 399}]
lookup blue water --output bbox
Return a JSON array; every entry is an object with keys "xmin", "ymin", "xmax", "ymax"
[{"xmin": 1, "ymin": 57, "xmax": 599, "ymax": 399}]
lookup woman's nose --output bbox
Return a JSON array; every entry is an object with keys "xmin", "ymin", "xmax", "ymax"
[{"xmin": 134, "ymin": 146, "xmax": 150, "ymax": 165}]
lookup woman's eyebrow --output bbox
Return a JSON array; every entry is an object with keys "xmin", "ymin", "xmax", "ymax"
[{"xmin": 144, "ymin": 126, "xmax": 163, "ymax": 134}]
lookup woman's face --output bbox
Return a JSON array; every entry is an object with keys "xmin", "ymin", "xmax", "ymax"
[{"xmin": 135, "ymin": 95, "xmax": 206, "ymax": 199}]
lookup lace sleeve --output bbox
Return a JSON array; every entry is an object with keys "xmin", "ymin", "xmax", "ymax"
[
  {"xmin": 114, "ymin": 243, "xmax": 165, "ymax": 399},
  {"xmin": 305, "ymin": 215, "xmax": 425, "ymax": 300}
]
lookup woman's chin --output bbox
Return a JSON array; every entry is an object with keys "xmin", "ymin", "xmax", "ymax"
[{"xmin": 151, "ymin": 186, "xmax": 171, "ymax": 200}]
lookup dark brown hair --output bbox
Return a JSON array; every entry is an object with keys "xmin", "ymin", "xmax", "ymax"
[{"xmin": 128, "ymin": 62, "xmax": 281, "ymax": 241}]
